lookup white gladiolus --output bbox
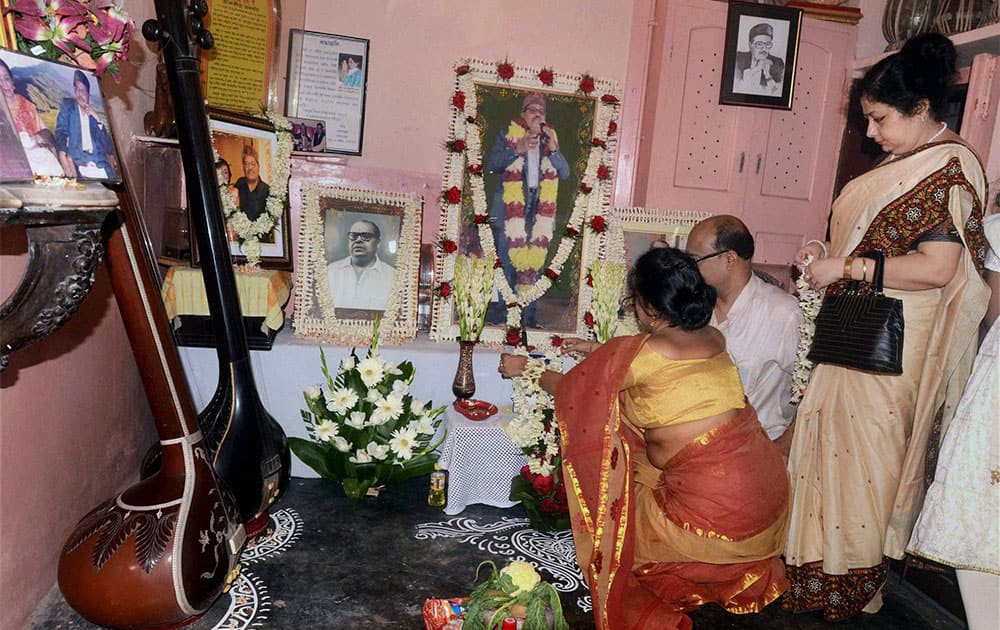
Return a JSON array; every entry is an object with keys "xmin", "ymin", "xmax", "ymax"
[
  {"xmin": 349, "ymin": 449, "xmax": 373, "ymax": 464},
  {"xmin": 590, "ymin": 260, "xmax": 626, "ymax": 343},
  {"xmin": 339, "ymin": 355, "xmax": 356, "ymax": 372},
  {"xmin": 346, "ymin": 411, "xmax": 367, "ymax": 430},
  {"xmin": 304, "ymin": 384, "xmax": 322, "ymax": 400},
  {"xmin": 331, "ymin": 435, "xmax": 351, "ymax": 452},
  {"xmin": 366, "ymin": 442, "xmax": 390, "ymax": 461}
]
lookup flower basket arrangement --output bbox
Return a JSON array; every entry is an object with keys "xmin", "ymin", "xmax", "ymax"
[
  {"xmin": 509, "ymin": 464, "xmax": 570, "ymax": 533},
  {"xmin": 463, "ymin": 560, "xmax": 568, "ymax": 630},
  {"xmin": 4, "ymin": 0, "xmax": 134, "ymax": 78},
  {"xmin": 288, "ymin": 318, "xmax": 446, "ymax": 499}
]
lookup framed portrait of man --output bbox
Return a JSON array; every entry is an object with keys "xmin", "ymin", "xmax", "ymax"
[
  {"xmin": 430, "ymin": 58, "xmax": 622, "ymax": 347},
  {"xmin": 719, "ymin": 2, "xmax": 802, "ymax": 110},
  {"xmin": 294, "ymin": 183, "xmax": 422, "ymax": 345},
  {"xmin": 0, "ymin": 48, "xmax": 120, "ymax": 182}
]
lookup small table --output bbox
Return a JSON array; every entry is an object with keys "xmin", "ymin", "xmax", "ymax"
[
  {"xmin": 160, "ymin": 264, "xmax": 291, "ymax": 350},
  {"xmin": 435, "ymin": 406, "xmax": 527, "ymax": 516}
]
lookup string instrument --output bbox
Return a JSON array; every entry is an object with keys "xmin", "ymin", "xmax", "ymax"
[
  {"xmin": 57, "ymin": 149, "xmax": 244, "ymax": 627},
  {"xmin": 142, "ymin": 0, "xmax": 290, "ymax": 533}
]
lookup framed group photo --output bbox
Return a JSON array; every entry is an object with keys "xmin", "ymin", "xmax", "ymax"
[
  {"xmin": 719, "ymin": 1, "xmax": 802, "ymax": 110},
  {"xmin": 0, "ymin": 48, "xmax": 120, "ymax": 182},
  {"xmin": 294, "ymin": 183, "xmax": 422, "ymax": 345},
  {"xmin": 285, "ymin": 30, "xmax": 369, "ymax": 155},
  {"xmin": 204, "ymin": 109, "xmax": 293, "ymax": 269},
  {"xmin": 430, "ymin": 58, "xmax": 622, "ymax": 347}
]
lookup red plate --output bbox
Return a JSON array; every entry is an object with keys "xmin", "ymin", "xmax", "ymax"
[{"xmin": 452, "ymin": 398, "xmax": 499, "ymax": 421}]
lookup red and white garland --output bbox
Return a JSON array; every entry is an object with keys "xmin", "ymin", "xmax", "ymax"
[{"xmin": 430, "ymin": 58, "xmax": 621, "ymax": 347}]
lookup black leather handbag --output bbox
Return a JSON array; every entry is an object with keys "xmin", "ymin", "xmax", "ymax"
[{"xmin": 807, "ymin": 251, "xmax": 904, "ymax": 374}]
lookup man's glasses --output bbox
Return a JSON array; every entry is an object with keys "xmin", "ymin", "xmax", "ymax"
[
  {"xmin": 692, "ymin": 250, "xmax": 728, "ymax": 264},
  {"xmin": 348, "ymin": 232, "xmax": 377, "ymax": 242},
  {"xmin": 751, "ymin": 41, "xmax": 773, "ymax": 50}
]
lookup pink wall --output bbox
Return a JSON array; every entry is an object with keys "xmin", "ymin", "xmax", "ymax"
[{"xmin": 0, "ymin": 227, "xmax": 155, "ymax": 630}]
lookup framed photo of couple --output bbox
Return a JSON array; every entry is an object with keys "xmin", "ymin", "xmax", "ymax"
[
  {"xmin": 719, "ymin": 1, "xmax": 802, "ymax": 110},
  {"xmin": 0, "ymin": 48, "xmax": 120, "ymax": 183},
  {"xmin": 293, "ymin": 183, "xmax": 422, "ymax": 345}
]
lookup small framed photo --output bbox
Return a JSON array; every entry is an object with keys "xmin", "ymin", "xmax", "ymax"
[
  {"xmin": 287, "ymin": 115, "xmax": 327, "ymax": 152},
  {"xmin": 719, "ymin": 1, "xmax": 802, "ymax": 110},
  {"xmin": 202, "ymin": 109, "xmax": 292, "ymax": 269},
  {"xmin": 285, "ymin": 30, "xmax": 369, "ymax": 155},
  {"xmin": 0, "ymin": 48, "xmax": 121, "ymax": 182},
  {"xmin": 294, "ymin": 183, "xmax": 422, "ymax": 345}
]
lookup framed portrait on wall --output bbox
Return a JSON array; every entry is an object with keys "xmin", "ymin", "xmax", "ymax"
[
  {"xmin": 294, "ymin": 183, "xmax": 422, "ymax": 345},
  {"xmin": 0, "ymin": 49, "xmax": 120, "ymax": 182},
  {"xmin": 430, "ymin": 58, "xmax": 622, "ymax": 347},
  {"xmin": 719, "ymin": 1, "xmax": 802, "ymax": 110},
  {"xmin": 201, "ymin": 109, "xmax": 292, "ymax": 269},
  {"xmin": 285, "ymin": 30, "xmax": 369, "ymax": 155}
]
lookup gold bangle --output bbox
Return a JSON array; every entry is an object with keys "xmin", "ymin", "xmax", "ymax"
[
  {"xmin": 843, "ymin": 256, "xmax": 855, "ymax": 280},
  {"xmin": 862, "ymin": 258, "xmax": 868, "ymax": 282}
]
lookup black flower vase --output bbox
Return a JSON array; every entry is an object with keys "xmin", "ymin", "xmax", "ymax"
[{"xmin": 452, "ymin": 340, "xmax": 476, "ymax": 399}]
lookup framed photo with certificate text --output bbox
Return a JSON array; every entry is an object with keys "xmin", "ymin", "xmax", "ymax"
[{"xmin": 285, "ymin": 30, "xmax": 369, "ymax": 155}]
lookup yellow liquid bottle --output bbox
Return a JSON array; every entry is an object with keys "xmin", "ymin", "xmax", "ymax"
[{"xmin": 428, "ymin": 466, "xmax": 447, "ymax": 508}]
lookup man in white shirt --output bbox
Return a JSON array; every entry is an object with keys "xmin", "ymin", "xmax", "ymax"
[
  {"xmin": 327, "ymin": 219, "xmax": 396, "ymax": 311},
  {"xmin": 685, "ymin": 215, "xmax": 802, "ymax": 455}
]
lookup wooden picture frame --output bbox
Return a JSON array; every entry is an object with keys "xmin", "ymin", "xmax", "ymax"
[
  {"xmin": 200, "ymin": 0, "xmax": 280, "ymax": 117},
  {"xmin": 719, "ymin": 1, "xmax": 802, "ymax": 110},
  {"xmin": 285, "ymin": 30, "xmax": 369, "ymax": 156},
  {"xmin": 294, "ymin": 183, "xmax": 422, "ymax": 345},
  {"xmin": 0, "ymin": 49, "xmax": 121, "ymax": 182},
  {"xmin": 201, "ymin": 109, "xmax": 292, "ymax": 269},
  {"xmin": 610, "ymin": 207, "xmax": 710, "ymax": 335},
  {"xmin": 430, "ymin": 58, "xmax": 622, "ymax": 347}
]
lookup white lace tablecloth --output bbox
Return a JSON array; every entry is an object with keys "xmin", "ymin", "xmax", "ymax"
[{"xmin": 435, "ymin": 407, "xmax": 527, "ymax": 515}]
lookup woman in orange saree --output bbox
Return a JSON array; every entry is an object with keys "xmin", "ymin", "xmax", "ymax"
[{"xmin": 500, "ymin": 248, "xmax": 790, "ymax": 629}]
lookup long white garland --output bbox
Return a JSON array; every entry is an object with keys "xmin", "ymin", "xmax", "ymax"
[
  {"xmin": 791, "ymin": 256, "xmax": 823, "ymax": 403},
  {"xmin": 217, "ymin": 110, "xmax": 293, "ymax": 267},
  {"xmin": 505, "ymin": 346, "xmax": 564, "ymax": 476}
]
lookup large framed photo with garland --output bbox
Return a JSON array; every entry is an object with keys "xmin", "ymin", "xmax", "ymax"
[
  {"xmin": 430, "ymin": 58, "xmax": 622, "ymax": 348},
  {"xmin": 293, "ymin": 183, "xmax": 422, "ymax": 345},
  {"xmin": 205, "ymin": 109, "xmax": 292, "ymax": 269}
]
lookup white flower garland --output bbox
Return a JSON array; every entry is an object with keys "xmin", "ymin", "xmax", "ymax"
[
  {"xmin": 505, "ymin": 346, "xmax": 564, "ymax": 477},
  {"xmin": 216, "ymin": 110, "xmax": 293, "ymax": 267},
  {"xmin": 791, "ymin": 255, "xmax": 823, "ymax": 403}
]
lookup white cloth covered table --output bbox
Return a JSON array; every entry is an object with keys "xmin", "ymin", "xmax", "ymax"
[{"xmin": 435, "ymin": 407, "xmax": 527, "ymax": 515}]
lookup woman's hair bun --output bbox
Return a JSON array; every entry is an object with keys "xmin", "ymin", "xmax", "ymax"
[{"xmin": 900, "ymin": 32, "xmax": 956, "ymax": 100}]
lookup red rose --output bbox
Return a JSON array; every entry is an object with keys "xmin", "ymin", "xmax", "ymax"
[
  {"xmin": 607, "ymin": 120, "xmax": 618, "ymax": 136},
  {"xmin": 452, "ymin": 91, "xmax": 465, "ymax": 109},
  {"xmin": 505, "ymin": 328, "xmax": 523, "ymax": 346},
  {"xmin": 579, "ymin": 75, "xmax": 595, "ymax": 94},
  {"xmin": 543, "ymin": 267, "xmax": 559, "ymax": 281},
  {"xmin": 520, "ymin": 464, "xmax": 533, "ymax": 479},
  {"xmin": 584, "ymin": 311, "xmax": 595, "ymax": 328},
  {"xmin": 455, "ymin": 64, "xmax": 470, "ymax": 75},
  {"xmin": 539, "ymin": 497, "xmax": 561, "ymax": 513},
  {"xmin": 597, "ymin": 164, "xmax": 611, "ymax": 180},
  {"xmin": 590, "ymin": 215, "xmax": 606, "ymax": 232},
  {"xmin": 438, "ymin": 282, "xmax": 452, "ymax": 298},
  {"xmin": 601, "ymin": 93, "xmax": 620, "ymax": 105},
  {"xmin": 566, "ymin": 226, "xmax": 579, "ymax": 237},
  {"xmin": 497, "ymin": 62, "xmax": 515, "ymax": 80},
  {"xmin": 538, "ymin": 68, "xmax": 554, "ymax": 86},
  {"xmin": 440, "ymin": 239, "xmax": 458, "ymax": 253},
  {"xmin": 586, "ymin": 273, "xmax": 594, "ymax": 287},
  {"xmin": 450, "ymin": 139, "xmax": 466, "ymax": 152},
  {"xmin": 444, "ymin": 186, "xmax": 463, "ymax": 204},
  {"xmin": 466, "ymin": 164, "xmax": 483, "ymax": 175},
  {"xmin": 579, "ymin": 183, "xmax": 593, "ymax": 194},
  {"xmin": 532, "ymin": 473, "xmax": 555, "ymax": 495},
  {"xmin": 550, "ymin": 336, "xmax": 563, "ymax": 347},
  {"xmin": 474, "ymin": 214, "xmax": 490, "ymax": 225},
  {"xmin": 591, "ymin": 138, "xmax": 607, "ymax": 148},
  {"xmin": 493, "ymin": 257, "xmax": 503, "ymax": 268}
]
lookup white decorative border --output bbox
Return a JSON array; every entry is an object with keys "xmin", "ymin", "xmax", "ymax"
[
  {"xmin": 429, "ymin": 58, "xmax": 622, "ymax": 348},
  {"xmin": 293, "ymin": 183, "xmax": 422, "ymax": 345},
  {"xmin": 609, "ymin": 207, "xmax": 710, "ymax": 335}
]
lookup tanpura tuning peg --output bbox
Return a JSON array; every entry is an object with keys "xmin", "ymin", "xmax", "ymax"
[
  {"xmin": 190, "ymin": 0, "xmax": 209, "ymax": 18},
  {"xmin": 141, "ymin": 19, "xmax": 163, "ymax": 43},
  {"xmin": 196, "ymin": 30, "xmax": 214, "ymax": 50}
]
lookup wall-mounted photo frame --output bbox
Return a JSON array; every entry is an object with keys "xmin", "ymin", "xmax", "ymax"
[
  {"xmin": 0, "ymin": 48, "xmax": 120, "ymax": 182},
  {"xmin": 610, "ymin": 207, "xmax": 710, "ymax": 335},
  {"xmin": 200, "ymin": 109, "xmax": 292, "ymax": 270},
  {"xmin": 719, "ymin": 1, "xmax": 802, "ymax": 110},
  {"xmin": 294, "ymin": 183, "xmax": 422, "ymax": 345},
  {"xmin": 200, "ymin": 0, "xmax": 280, "ymax": 117},
  {"xmin": 430, "ymin": 58, "xmax": 622, "ymax": 348},
  {"xmin": 287, "ymin": 115, "xmax": 327, "ymax": 153},
  {"xmin": 285, "ymin": 30, "xmax": 369, "ymax": 155}
]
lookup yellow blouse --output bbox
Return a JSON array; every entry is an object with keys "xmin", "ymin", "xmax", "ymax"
[{"xmin": 622, "ymin": 345, "xmax": 745, "ymax": 429}]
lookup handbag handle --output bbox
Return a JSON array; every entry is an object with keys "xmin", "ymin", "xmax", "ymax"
[{"xmin": 860, "ymin": 250, "xmax": 886, "ymax": 294}]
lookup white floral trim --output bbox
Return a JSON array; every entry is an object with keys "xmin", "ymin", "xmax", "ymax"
[
  {"xmin": 429, "ymin": 58, "xmax": 622, "ymax": 348},
  {"xmin": 791, "ymin": 255, "xmax": 823, "ymax": 403},
  {"xmin": 215, "ymin": 111, "xmax": 293, "ymax": 268},
  {"xmin": 293, "ymin": 183, "xmax": 421, "ymax": 346}
]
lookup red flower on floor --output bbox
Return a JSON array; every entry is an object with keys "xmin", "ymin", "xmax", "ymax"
[
  {"xmin": 579, "ymin": 74, "xmax": 595, "ymax": 94},
  {"xmin": 538, "ymin": 68, "xmax": 554, "ymax": 86},
  {"xmin": 497, "ymin": 61, "xmax": 515, "ymax": 80},
  {"xmin": 444, "ymin": 187, "xmax": 463, "ymax": 204},
  {"xmin": 532, "ymin": 473, "xmax": 555, "ymax": 496}
]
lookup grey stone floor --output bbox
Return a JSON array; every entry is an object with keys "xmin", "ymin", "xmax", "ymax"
[{"xmin": 30, "ymin": 476, "xmax": 966, "ymax": 629}]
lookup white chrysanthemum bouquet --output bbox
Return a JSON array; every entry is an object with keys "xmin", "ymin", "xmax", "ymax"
[
  {"xmin": 453, "ymin": 254, "xmax": 495, "ymax": 342},
  {"xmin": 288, "ymin": 319, "xmax": 445, "ymax": 498}
]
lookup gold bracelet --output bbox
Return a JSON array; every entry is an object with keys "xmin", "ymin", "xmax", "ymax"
[
  {"xmin": 862, "ymin": 258, "xmax": 869, "ymax": 282},
  {"xmin": 843, "ymin": 256, "xmax": 855, "ymax": 280}
]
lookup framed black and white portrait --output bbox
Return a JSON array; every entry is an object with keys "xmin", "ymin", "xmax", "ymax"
[{"xmin": 719, "ymin": 2, "xmax": 802, "ymax": 110}]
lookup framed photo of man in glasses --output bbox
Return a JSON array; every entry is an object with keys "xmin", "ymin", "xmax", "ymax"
[{"xmin": 719, "ymin": 2, "xmax": 801, "ymax": 110}]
